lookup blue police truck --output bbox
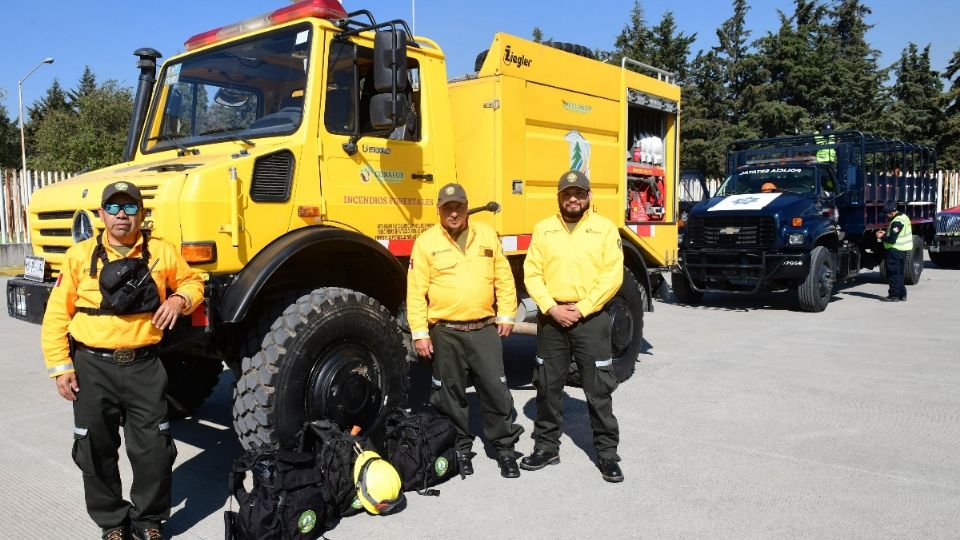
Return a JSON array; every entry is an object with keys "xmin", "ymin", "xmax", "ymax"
[{"xmin": 673, "ymin": 131, "xmax": 937, "ymax": 312}]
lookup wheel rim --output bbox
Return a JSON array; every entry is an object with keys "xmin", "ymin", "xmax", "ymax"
[
  {"xmin": 606, "ymin": 297, "xmax": 633, "ymax": 357},
  {"xmin": 305, "ymin": 342, "xmax": 384, "ymax": 432},
  {"xmin": 817, "ymin": 261, "xmax": 834, "ymax": 299}
]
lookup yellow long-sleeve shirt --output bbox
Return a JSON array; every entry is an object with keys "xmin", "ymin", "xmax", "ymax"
[
  {"xmin": 523, "ymin": 208, "xmax": 624, "ymax": 317},
  {"xmin": 406, "ymin": 221, "xmax": 517, "ymax": 339},
  {"xmin": 40, "ymin": 231, "xmax": 205, "ymax": 377}
]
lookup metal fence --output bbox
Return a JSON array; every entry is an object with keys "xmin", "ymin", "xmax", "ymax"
[{"xmin": 1, "ymin": 167, "xmax": 959, "ymax": 245}]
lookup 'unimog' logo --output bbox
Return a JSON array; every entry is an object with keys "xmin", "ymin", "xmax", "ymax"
[{"xmin": 503, "ymin": 46, "xmax": 532, "ymax": 68}]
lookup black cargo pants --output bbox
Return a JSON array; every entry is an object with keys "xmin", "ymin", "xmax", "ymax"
[
  {"xmin": 429, "ymin": 324, "xmax": 523, "ymax": 457},
  {"xmin": 532, "ymin": 310, "xmax": 620, "ymax": 461},
  {"xmin": 885, "ymin": 248, "xmax": 907, "ymax": 299},
  {"xmin": 71, "ymin": 347, "xmax": 177, "ymax": 530}
]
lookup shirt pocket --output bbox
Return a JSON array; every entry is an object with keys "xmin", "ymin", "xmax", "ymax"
[{"xmin": 432, "ymin": 252, "xmax": 459, "ymax": 274}]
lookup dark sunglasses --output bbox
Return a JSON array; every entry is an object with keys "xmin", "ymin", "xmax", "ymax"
[{"xmin": 103, "ymin": 203, "xmax": 141, "ymax": 216}]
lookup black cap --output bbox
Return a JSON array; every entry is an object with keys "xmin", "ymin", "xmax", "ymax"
[
  {"xmin": 557, "ymin": 170, "xmax": 590, "ymax": 192},
  {"xmin": 883, "ymin": 201, "xmax": 897, "ymax": 214},
  {"xmin": 437, "ymin": 183, "xmax": 467, "ymax": 206},
  {"xmin": 101, "ymin": 181, "xmax": 143, "ymax": 206}
]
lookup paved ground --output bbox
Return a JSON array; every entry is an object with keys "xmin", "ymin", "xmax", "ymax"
[{"xmin": 2, "ymin": 264, "xmax": 959, "ymax": 539}]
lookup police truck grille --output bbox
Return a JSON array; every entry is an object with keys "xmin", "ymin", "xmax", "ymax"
[
  {"xmin": 688, "ymin": 216, "xmax": 776, "ymax": 248},
  {"xmin": 936, "ymin": 213, "xmax": 960, "ymax": 236}
]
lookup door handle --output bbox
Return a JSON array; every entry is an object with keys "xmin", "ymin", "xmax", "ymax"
[{"xmin": 412, "ymin": 173, "xmax": 433, "ymax": 182}]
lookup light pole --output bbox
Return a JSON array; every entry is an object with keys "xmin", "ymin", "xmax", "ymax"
[{"xmin": 17, "ymin": 57, "xmax": 54, "ymax": 181}]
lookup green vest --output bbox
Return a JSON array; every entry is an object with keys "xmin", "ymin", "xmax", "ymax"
[
  {"xmin": 815, "ymin": 134, "xmax": 836, "ymax": 163},
  {"xmin": 884, "ymin": 214, "xmax": 913, "ymax": 251}
]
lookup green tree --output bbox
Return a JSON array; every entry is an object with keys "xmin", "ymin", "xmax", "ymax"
[
  {"xmin": 68, "ymin": 65, "xmax": 98, "ymax": 108},
  {"xmin": 0, "ymin": 90, "xmax": 21, "ymax": 168},
  {"xmin": 532, "ymin": 27, "xmax": 544, "ymax": 44},
  {"xmin": 937, "ymin": 49, "xmax": 960, "ymax": 169},
  {"xmin": 647, "ymin": 11, "xmax": 697, "ymax": 84},
  {"xmin": 881, "ymin": 43, "xmax": 943, "ymax": 148},
  {"xmin": 825, "ymin": 0, "xmax": 886, "ymax": 131},
  {"xmin": 32, "ymin": 81, "xmax": 133, "ymax": 171},
  {"xmin": 24, "ymin": 79, "xmax": 71, "ymax": 160},
  {"xmin": 613, "ymin": 0, "xmax": 653, "ymax": 65}
]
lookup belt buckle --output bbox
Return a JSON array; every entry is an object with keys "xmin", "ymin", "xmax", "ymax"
[{"xmin": 113, "ymin": 349, "xmax": 136, "ymax": 364}]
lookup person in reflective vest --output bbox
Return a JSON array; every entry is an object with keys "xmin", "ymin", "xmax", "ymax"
[
  {"xmin": 875, "ymin": 200, "xmax": 913, "ymax": 301},
  {"xmin": 815, "ymin": 121, "xmax": 836, "ymax": 163}
]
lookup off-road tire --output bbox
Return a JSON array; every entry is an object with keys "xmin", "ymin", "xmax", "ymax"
[
  {"xmin": 566, "ymin": 267, "xmax": 644, "ymax": 386},
  {"xmin": 904, "ymin": 236, "xmax": 924, "ymax": 285},
  {"xmin": 671, "ymin": 271, "xmax": 703, "ymax": 305},
  {"xmin": 233, "ymin": 288, "xmax": 408, "ymax": 450},
  {"xmin": 163, "ymin": 355, "xmax": 223, "ymax": 419},
  {"xmin": 797, "ymin": 246, "xmax": 834, "ymax": 312}
]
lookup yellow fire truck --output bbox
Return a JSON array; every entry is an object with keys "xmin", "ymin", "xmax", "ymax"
[{"xmin": 8, "ymin": 0, "xmax": 681, "ymax": 449}]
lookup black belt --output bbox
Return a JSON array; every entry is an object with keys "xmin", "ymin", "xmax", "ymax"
[
  {"xmin": 76, "ymin": 343, "xmax": 160, "ymax": 364},
  {"xmin": 434, "ymin": 317, "xmax": 495, "ymax": 331}
]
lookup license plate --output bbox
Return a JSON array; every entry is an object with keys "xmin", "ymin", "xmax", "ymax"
[{"xmin": 24, "ymin": 255, "xmax": 46, "ymax": 282}]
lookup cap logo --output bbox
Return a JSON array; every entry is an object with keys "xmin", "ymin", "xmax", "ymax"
[
  {"xmin": 445, "ymin": 186, "xmax": 455, "ymax": 195},
  {"xmin": 566, "ymin": 173, "xmax": 577, "ymax": 183},
  {"xmin": 114, "ymin": 182, "xmax": 129, "ymax": 191}
]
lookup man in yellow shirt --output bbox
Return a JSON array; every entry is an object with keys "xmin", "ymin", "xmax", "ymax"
[
  {"xmin": 521, "ymin": 170, "xmax": 625, "ymax": 483},
  {"xmin": 406, "ymin": 183, "xmax": 523, "ymax": 478},
  {"xmin": 41, "ymin": 182, "xmax": 204, "ymax": 540}
]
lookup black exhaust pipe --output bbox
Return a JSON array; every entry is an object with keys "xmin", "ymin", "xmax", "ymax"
[{"xmin": 124, "ymin": 48, "xmax": 162, "ymax": 162}]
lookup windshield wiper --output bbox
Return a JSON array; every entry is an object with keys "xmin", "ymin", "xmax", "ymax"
[
  {"xmin": 199, "ymin": 127, "xmax": 256, "ymax": 147},
  {"xmin": 146, "ymin": 134, "xmax": 200, "ymax": 156}
]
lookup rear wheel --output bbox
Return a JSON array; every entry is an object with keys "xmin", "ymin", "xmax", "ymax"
[
  {"xmin": 904, "ymin": 236, "xmax": 924, "ymax": 285},
  {"xmin": 797, "ymin": 246, "xmax": 834, "ymax": 312},
  {"xmin": 671, "ymin": 271, "xmax": 703, "ymax": 305},
  {"xmin": 566, "ymin": 267, "xmax": 644, "ymax": 386},
  {"xmin": 232, "ymin": 288, "xmax": 408, "ymax": 450}
]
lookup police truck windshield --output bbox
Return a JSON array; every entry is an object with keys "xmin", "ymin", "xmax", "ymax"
[
  {"xmin": 142, "ymin": 24, "xmax": 312, "ymax": 153},
  {"xmin": 717, "ymin": 167, "xmax": 817, "ymax": 196}
]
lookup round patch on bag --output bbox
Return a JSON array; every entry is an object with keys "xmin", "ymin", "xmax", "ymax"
[
  {"xmin": 298, "ymin": 510, "xmax": 317, "ymax": 533},
  {"xmin": 351, "ymin": 496, "xmax": 363, "ymax": 510},
  {"xmin": 435, "ymin": 456, "xmax": 449, "ymax": 476}
]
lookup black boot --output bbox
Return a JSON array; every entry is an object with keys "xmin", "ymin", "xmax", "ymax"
[
  {"xmin": 520, "ymin": 449, "xmax": 560, "ymax": 471},
  {"xmin": 456, "ymin": 451, "xmax": 475, "ymax": 476},
  {"xmin": 497, "ymin": 454, "xmax": 521, "ymax": 478},
  {"xmin": 598, "ymin": 458, "xmax": 624, "ymax": 483}
]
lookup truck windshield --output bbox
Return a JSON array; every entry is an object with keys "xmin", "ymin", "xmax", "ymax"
[
  {"xmin": 717, "ymin": 167, "xmax": 817, "ymax": 196},
  {"xmin": 142, "ymin": 24, "xmax": 312, "ymax": 153}
]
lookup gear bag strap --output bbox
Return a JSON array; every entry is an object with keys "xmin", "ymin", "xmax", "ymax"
[{"xmin": 89, "ymin": 230, "xmax": 151, "ymax": 278}]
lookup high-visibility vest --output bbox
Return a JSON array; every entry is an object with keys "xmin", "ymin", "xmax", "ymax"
[
  {"xmin": 884, "ymin": 214, "xmax": 913, "ymax": 251},
  {"xmin": 815, "ymin": 134, "xmax": 836, "ymax": 163}
]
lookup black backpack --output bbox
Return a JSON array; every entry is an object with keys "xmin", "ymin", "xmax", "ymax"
[
  {"xmin": 225, "ymin": 449, "xmax": 329, "ymax": 540},
  {"xmin": 296, "ymin": 420, "xmax": 370, "ymax": 517},
  {"xmin": 384, "ymin": 408, "xmax": 461, "ymax": 496}
]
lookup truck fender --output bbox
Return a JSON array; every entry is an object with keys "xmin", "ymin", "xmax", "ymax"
[
  {"xmin": 620, "ymin": 235, "xmax": 654, "ymax": 311},
  {"xmin": 218, "ymin": 226, "xmax": 406, "ymax": 324}
]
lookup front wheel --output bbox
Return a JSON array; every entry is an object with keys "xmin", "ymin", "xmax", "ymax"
[
  {"xmin": 797, "ymin": 246, "xmax": 834, "ymax": 312},
  {"xmin": 233, "ymin": 288, "xmax": 408, "ymax": 450},
  {"xmin": 904, "ymin": 236, "xmax": 924, "ymax": 285},
  {"xmin": 567, "ymin": 267, "xmax": 644, "ymax": 386}
]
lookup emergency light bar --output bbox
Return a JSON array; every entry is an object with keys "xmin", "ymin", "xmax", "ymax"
[{"xmin": 184, "ymin": 0, "xmax": 348, "ymax": 50}]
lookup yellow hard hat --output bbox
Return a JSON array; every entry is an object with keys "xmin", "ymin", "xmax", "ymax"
[{"xmin": 353, "ymin": 450, "xmax": 404, "ymax": 515}]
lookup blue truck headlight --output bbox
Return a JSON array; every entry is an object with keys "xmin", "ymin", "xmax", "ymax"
[{"xmin": 788, "ymin": 233, "xmax": 805, "ymax": 245}]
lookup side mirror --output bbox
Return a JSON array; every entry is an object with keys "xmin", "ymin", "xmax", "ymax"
[
  {"xmin": 373, "ymin": 30, "xmax": 408, "ymax": 94},
  {"xmin": 214, "ymin": 88, "xmax": 250, "ymax": 108},
  {"xmin": 370, "ymin": 93, "xmax": 407, "ymax": 131}
]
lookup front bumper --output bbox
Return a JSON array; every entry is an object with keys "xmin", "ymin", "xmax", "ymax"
[
  {"xmin": 680, "ymin": 249, "xmax": 809, "ymax": 294},
  {"xmin": 929, "ymin": 235, "xmax": 960, "ymax": 253},
  {"xmin": 7, "ymin": 277, "xmax": 55, "ymax": 324}
]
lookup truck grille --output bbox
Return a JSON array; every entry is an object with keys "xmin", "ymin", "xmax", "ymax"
[
  {"xmin": 688, "ymin": 216, "xmax": 776, "ymax": 248},
  {"xmin": 936, "ymin": 213, "xmax": 960, "ymax": 236}
]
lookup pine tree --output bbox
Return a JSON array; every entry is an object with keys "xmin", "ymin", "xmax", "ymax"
[
  {"xmin": 824, "ymin": 0, "xmax": 886, "ymax": 131},
  {"xmin": 936, "ymin": 49, "xmax": 960, "ymax": 168},
  {"xmin": 648, "ymin": 11, "xmax": 697, "ymax": 84},
  {"xmin": 532, "ymin": 27, "xmax": 544, "ymax": 44},
  {"xmin": 614, "ymin": 0, "xmax": 653, "ymax": 66},
  {"xmin": 68, "ymin": 66, "xmax": 98, "ymax": 108},
  {"xmin": 24, "ymin": 79, "xmax": 71, "ymax": 160},
  {"xmin": 0, "ymin": 90, "xmax": 21, "ymax": 168},
  {"xmin": 882, "ymin": 43, "xmax": 943, "ymax": 148}
]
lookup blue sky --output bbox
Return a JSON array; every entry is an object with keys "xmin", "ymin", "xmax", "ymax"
[{"xmin": 1, "ymin": 0, "xmax": 956, "ymax": 119}]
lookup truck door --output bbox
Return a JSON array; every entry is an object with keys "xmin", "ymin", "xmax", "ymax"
[{"xmin": 319, "ymin": 38, "xmax": 436, "ymax": 247}]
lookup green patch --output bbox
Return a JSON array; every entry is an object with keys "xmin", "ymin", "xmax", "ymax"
[
  {"xmin": 435, "ymin": 456, "xmax": 449, "ymax": 476},
  {"xmin": 298, "ymin": 509, "xmax": 317, "ymax": 533}
]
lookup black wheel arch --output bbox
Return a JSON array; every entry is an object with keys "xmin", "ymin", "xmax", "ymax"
[
  {"xmin": 620, "ymin": 235, "xmax": 654, "ymax": 311},
  {"xmin": 218, "ymin": 226, "xmax": 406, "ymax": 325}
]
